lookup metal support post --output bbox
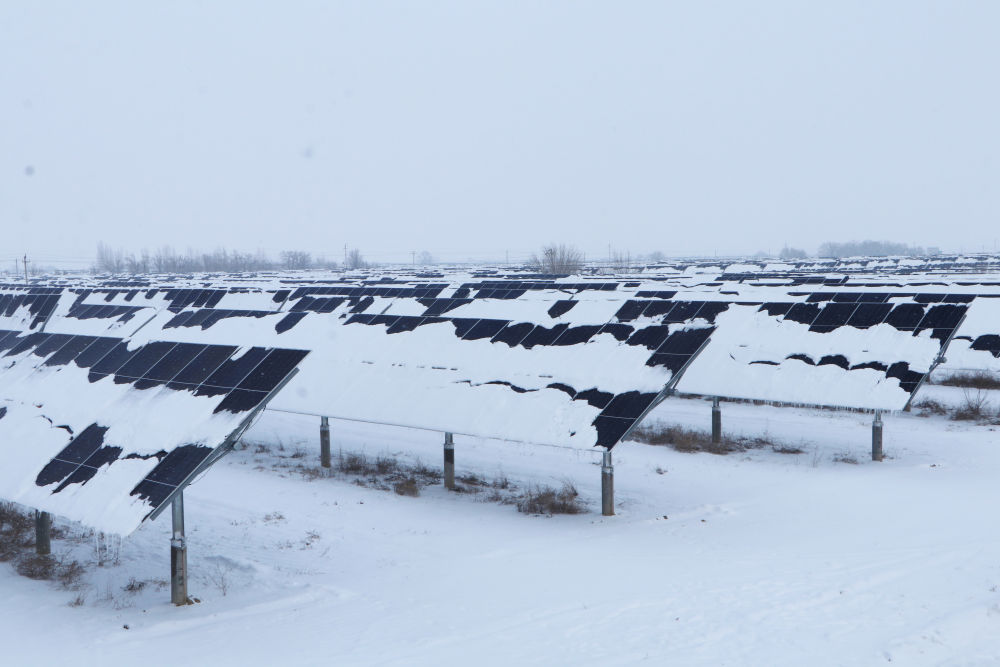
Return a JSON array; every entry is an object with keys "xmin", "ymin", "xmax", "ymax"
[
  {"xmin": 320, "ymin": 416, "xmax": 331, "ymax": 469},
  {"xmin": 711, "ymin": 397, "xmax": 722, "ymax": 445},
  {"xmin": 601, "ymin": 449, "xmax": 614, "ymax": 516},
  {"xmin": 171, "ymin": 493, "xmax": 188, "ymax": 605},
  {"xmin": 872, "ymin": 410, "xmax": 884, "ymax": 462},
  {"xmin": 444, "ymin": 432, "xmax": 455, "ymax": 490},
  {"xmin": 34, "ymin": 511, "xmax": 50, "ymax": 556}
]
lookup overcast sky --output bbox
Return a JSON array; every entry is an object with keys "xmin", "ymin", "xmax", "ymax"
[{"xmin": 2, "ymin": 1, "xmax": 998, "ymax": 267}]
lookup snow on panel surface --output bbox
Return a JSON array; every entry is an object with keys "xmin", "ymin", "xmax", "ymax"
[
  {"xmin": 676, "ymin": 294, "xmax": 968, "ymax": 410},
  {"xmin": 122, "ymin": 286, "xmax": 728, "ymax": 449},
  {"xmin": 0, "ymin": 328, "xmax": 308, "ymax": 535}
]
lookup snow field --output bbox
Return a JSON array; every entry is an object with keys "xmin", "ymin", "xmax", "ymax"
[{"xmin": 2, "ymin": 397, "xmax": 1000, "ymax": 665}]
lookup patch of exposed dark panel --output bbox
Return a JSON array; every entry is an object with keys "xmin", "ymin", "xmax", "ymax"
[
  {"xmin": 130, "ymin": 444, "xmax": 216, "ymax": 506},
  {"xmin": 817, "ymin": 355, "xmax": 850, "ymax": 369},
  {"xmin": 784, "ymin": 303, "xmax": 822, "ymax": 325},
  {"xmin": 658, "ymin": 328, "xmax": 713, "ymax": 355},
  {"xmin": 592, "ymin": 416, "xmax": 635, "ymax": 448},
  {"xmin": 914, "ymin": 304, "xmax": 965, "ymax": 333},
  {"xmin": 850, "ymin": 361, "xmax": 888, "ymax": 372},
  {"xmin": 635, "ymin": 291, "xmax": 678, "ymax": 299},
  {"xmin": 552, "ymin": 325, "xmax": 602, "ymax": 346},
  {"xmin": 600, "ymin": 391, "xmax": 658, "ymax": 419},
  {"xmin": 614, "ymin": 301, "xmax": 649, "ymax": 322},
  {"xmin": 575, "ymin": 388, "xmax": 615, "ymax": 410},
  {"xmin": 546, "ymin": 383, "xmax": 576, "ymax": 398},
  {"xmin": 644, "ymin": 353, "xmax": 690, "ymax": 373},
  {"xmin": 547, "ymin": 300, "xmax": 577, "ymax": 319},
  {"xmin": 597, "ymin": 323, "xmax": 634, "ymax": 341},
  {"xmin": 970, "ymin": 335, "xmax": 1000, "ymax": 357},
  {"xmin": 760, "ymin": 303, "xmax": 794, "ymax": 317},
  {"xmin": 786, "ymin": 354, "xmax": 816, "ymax": 365},
  {"xmin": 462, "ymin": 319, "xmax": 508, "ymax": 341},
  {"xmin": 491, "ymin": 322, "xmax": 535, "ymax": 347},
  {"xmin": 275, "ymin": 311, "xmax": 308, "ymax": 334},
  {"xmin": 886, "ymin": 362, "xmax": 923, "ymax": 394},
  {"xmin": 484, "ymin": 380, "xmax": 536, "ymax": 394}
]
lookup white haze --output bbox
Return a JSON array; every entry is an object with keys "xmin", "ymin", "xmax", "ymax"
[{"xmin": 1, "ymin": 1, "xmax": 998, "ymax": 267}]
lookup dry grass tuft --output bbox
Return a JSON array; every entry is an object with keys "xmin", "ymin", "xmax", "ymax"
[
  {"xmin": 913, "ymin": 399, "xmax": 948, "ymax": 416},
  {"xmin": 938, "ymin": 371, "xmax": 1000, "ymax": 391},
  {"xmin": 952, "ymin": 390, "xmax": 991, "ymax": 421},
  {"xmin": 392, "ymin": 478, "xmax": 420, "ymax": 497},
  {"xmin": 628, "ymin": 425, "xmax": 800, "ymax": 456},
  {"xmin": 516, "ymin": 482, "xmax": 584, "ymax": 515}
]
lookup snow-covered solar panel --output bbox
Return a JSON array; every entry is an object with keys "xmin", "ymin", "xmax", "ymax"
[
  {"xmin": 0, "ymin": 286, "xmax": 61, "ymax": 330},
  {"xmin": 123, "ymin": 291, "xmax": 725, "ymax": 449},
  {"xmin": 0, "ymin": 327, "xmax": 307, "ymax": 535},
  {"xmin": 675, "ymin": 293, "xmax": 969, "ymax": 410},
  {"xmin": 934, "ymin": 297, "xmax": 1000, "ymax": 373}
]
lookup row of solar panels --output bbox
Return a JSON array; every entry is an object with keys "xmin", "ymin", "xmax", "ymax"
[{"xmin": 0, "ymin": 272, "xmax": 991, "ymax": 536}]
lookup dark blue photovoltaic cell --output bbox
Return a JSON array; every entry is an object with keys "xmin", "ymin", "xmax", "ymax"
[
  {"xmin": 520, "ymin": 324, "xmax": 569, "ymax": 348},
  {"xmin": 784, "ymin": 303, "xmax": 822, "ymax": 325},
  {"xmin": 915, "ymin": 304, "xmax": 965, "ymax": 331},
  {"xmin": 73, "ymin": 338, "xmax": 121, "ymax": 369},
  {"xmin": 847, "ymin": 303, "xmax": 893, "ymax": 328},
  {"xmin": 663, "ymin": 302, "xmax": 705, "ymax": 323},
  {"xmin": 44, "ymin": 335, "xmax": 98, "ymax": 366},
  {"xmin": 136, "ymin": 343, "xmax": 208, "ymax": 386},
  {"xmin": 114, "ymin": 342, "xmax": 176, "ymax": 381},
  {"xmin": 462, "ymin": 319, "xmax": 507, "ymax": 341},
  {"xmin": 32, "ymin": 333, "xmax": 73, "ymax": 358},
  {"xmin": 491, "ymin": 322, "xmax": 534, "ymax": 347},
  {"xmin": 167, "ymin": 345, "xmax": 240, "ymax": 388},
  {"xmin": 197, "ymin": 347, "xmax": 270, "ymax": 394},
  {"xmin": 885, "ymin": 304, "xmax": 926, "ymax": 330},
  {"xmin": 811, "ymin": 303, "xmax": 859, "ymax": 327},
  {"xmin": 236, "ymin": 349, "xmax": 309, "ymax": 392}
]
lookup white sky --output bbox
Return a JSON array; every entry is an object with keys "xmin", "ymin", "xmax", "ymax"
[{"xmin": 2, "ymin": 1, "xmax": 998, "ymax": 267}]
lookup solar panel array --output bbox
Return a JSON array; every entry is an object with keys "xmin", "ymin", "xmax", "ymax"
[
  {"xmin": 2, "ymin": 260, "xmax": 999, "ymax": 536},
  {"xmin": 0, "ymin": 286, "xmax": 308, "ymax": 535}
]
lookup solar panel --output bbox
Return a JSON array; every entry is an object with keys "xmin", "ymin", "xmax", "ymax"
[
  {"xmin": 675, "ymin": 295, "xmax": 968, "ymax": 410},
  {"xmin": 0, "ymin": 328, "xmax": 307, "ymax": 535}
]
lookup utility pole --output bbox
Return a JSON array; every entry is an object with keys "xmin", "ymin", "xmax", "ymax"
[
  {"xmin": 411, "ymin": 250, "xmax": 416, "ymax": 265},
  {"xmin": 23, "ymin": 254, "xmax": 29, "ymax": 284}
]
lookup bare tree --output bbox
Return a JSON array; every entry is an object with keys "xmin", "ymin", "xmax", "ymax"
[
  {"xmin": 609, "ymin": 248, "xmax": 632, "ymax": 270},
  {"xmin": 417, "ymin": 251, "xmax": 435, "ymax": 265},
  {"xmin": 528, "ymin": 244, "xmax": 584, "ymax": 274},
  {"xmin": 779, "ymin": 245, "xmax": 807, "ymax": 260},
  {"xmin": 100, "ymin": 243, "xmax": 276, "ymax": 274},
  {"xmin": 647, "ymin": 251, "xmax": 666, "ymax": 263},
  {"xmin": 817, "ymin": 240, "xmax": 924, "ymax": 258},
  {"xmin": 280, "ymin": 250, "xmax": 312, "ymax": 270},
  {"xmin": 95, "ymin": 243, "xmax": 125, "ymax": 273},
  {"xmin": 346, "ymin": 248, "xmax": 367, "ymax": 269}
]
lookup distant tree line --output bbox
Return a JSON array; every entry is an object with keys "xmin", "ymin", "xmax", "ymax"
[
  {"xmin": 779, "ymin": 245, "xmax": 808, "ymax": 260},
  {"xmin": 528, "ymin": 244, "xmax": 584, "ymax": 274},
  {"xmin": 94, "ymin": 243, "xmax": 368, "ymax": 274},
  {"xmin": 816, "ymin": 240, "xmax": 926, "ymax": 258}
]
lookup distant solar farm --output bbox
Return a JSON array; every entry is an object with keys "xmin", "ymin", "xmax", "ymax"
[{"xmin": 3, "ymin": 253, "xmax": 1000, "ymax": 603}]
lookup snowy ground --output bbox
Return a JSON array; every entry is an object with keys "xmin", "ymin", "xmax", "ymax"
[{"xmin": 4, "ymin": 397, "xmax": 1000, "ymax": 666}]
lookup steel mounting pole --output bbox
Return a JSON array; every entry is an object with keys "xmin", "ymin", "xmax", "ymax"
[
  {"xmin": 872, "ymin": 410, "xmax": 884, "ymax": 462},
  {"xmin": 320, "ymin": 416, "xmax": 331, "ymax": 469},
  {"xmin": 444, "ymin": 432, "xmax": 455, "ymax": 490},
  {"xmin": 171, "ymin": 492, "xmax": 188, "ymax": 605},
  {"xmin": 601, "ymin": 449, "xmax": 614, "ymax": 516},
  {"xmin": 34, "ymin": 511, "xmax": 50, "ymax": 556},
  {"xmin": 711, "ymin": 397, "xmax": 722, "ymax": 445}
]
